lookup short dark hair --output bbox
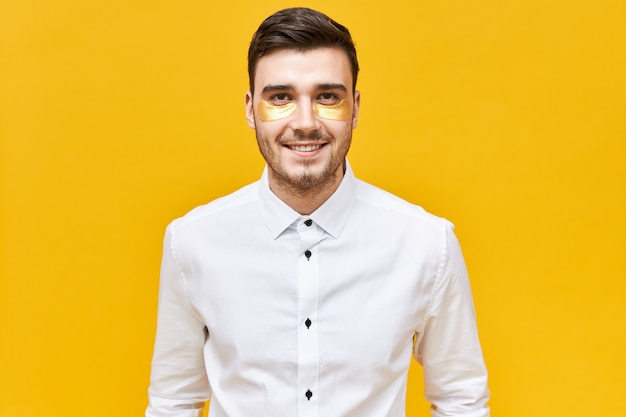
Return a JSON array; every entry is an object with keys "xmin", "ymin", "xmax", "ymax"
[{"xmin": 247, "ymin": 7, "xmax": 359, "ymax": 95}]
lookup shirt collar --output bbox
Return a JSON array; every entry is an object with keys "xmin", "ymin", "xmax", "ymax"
[{"xmin": 259, "ymin": 159, "xmax": 357, "ymax": 240}]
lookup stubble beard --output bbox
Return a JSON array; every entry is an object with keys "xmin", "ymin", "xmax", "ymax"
[{"xmin": 257, "ymin": 127, "xmax": 352, "ymax": 196}]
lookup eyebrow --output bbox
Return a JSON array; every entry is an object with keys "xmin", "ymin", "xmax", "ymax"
[
  {"xmin": 261, "ymin": 84, "xmax": 295, "ymax": 94},
  {"xmin": 260, "ymin": 83, "xmax": 348, "ymax": 95},
  {"xmin": 316, "ymin": 83, "xmax": 348, "ymax": 92}
]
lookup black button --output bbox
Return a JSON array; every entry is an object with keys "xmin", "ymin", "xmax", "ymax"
[
  {"xmin": 304, "ymin": 250, "xmax": 311, "ymax": 260},
  {"xmin": 305, "ymin": 389, "xmax": 313, "ymax": 400},
  {"xmin": 305, "ymin": 318, "xmax": 312, "ymax": 328},
  {"xmin": 304, "ymin": 219, "xmax": 313, "ymax": 226}
]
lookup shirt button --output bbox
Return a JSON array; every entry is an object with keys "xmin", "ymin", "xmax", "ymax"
[
  {"xmin": 304, "ymin": 219, "xmax": 313, "ymax": 227},
  {"xmin": 305, "ymin": 318, "xmax": 312, "ymax": 328},
  {"xmin": 304, "ymin": 250, "xmax": 311, "ymax": 260},
  {"xmin": 305, "ymin": 389, "xmax": 313, "ymax": 401}
]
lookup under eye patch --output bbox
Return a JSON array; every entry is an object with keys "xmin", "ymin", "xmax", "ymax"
[
  {"xmin": 313, "ymin": 100, "xmax": 351, "ymax": 121},
  {"xmin": 257, "ymin": 101, "xmax": 297, "ymax": 121},
  {"xmin": 257, "ymin": 100, "xmax": 352, "ymax": 122}
]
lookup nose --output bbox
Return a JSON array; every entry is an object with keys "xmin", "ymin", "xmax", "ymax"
[{"xmin": 288, "ymin": 100, "xmax": 320, "ymax": 134}]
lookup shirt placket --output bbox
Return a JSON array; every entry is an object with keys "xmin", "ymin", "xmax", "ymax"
[{"xmin": 296, "ymin": 218, "xmax": 323, "ymax": 416}]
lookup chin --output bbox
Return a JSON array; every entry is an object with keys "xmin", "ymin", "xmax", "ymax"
[{"xmin": 289, "ymin": 164, "xmax": 339, "ymax": 188}]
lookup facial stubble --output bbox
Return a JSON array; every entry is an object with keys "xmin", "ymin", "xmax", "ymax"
[{"xmin": 255, "ymin": 123, "xmax": 353, "ymax": 196}]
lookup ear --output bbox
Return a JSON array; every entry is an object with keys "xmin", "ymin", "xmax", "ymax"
[
  {"xmin": 351, "ymin": 90, "xmax": 361, "ymax": 129},
  {"xmin": 245, "ymin": 91, "xmax": 256, "ymax": 129}
]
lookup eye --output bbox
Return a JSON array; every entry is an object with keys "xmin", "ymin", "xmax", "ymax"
[
  {"xmin": 269, "ymin": 93, "xmax": 292, "ymax": 105},
  {"xmin": 318, "ymin": 92, "xmax": 340, "ymax": 104}
]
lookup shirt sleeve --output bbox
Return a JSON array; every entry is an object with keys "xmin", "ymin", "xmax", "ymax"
[
  {"xmin": 413, "ymin": 222, "xmax": 490, "ymax": 417},
  {"xmin": 146, "ymin": 224, "xmax": 211, "ymax": 417}
]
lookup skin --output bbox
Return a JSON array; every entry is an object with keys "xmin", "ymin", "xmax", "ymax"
[{"xmin": 245, "ymin": 47, "xmax": 361, "ymax": 215}]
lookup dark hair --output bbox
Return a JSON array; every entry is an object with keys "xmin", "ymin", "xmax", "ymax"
[{"xmin": 247, "ymin": 7, "xmax": 359, "ymax": 94}]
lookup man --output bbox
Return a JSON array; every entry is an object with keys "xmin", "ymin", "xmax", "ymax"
[{"xmin": 147, "ymin": 7, "xmax": 489, "ymax": 417}]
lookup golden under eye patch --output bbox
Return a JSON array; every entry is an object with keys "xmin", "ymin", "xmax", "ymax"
[
  {"xmin": 257, "ymin": 99, "xmax": 351, "ymax": 122},
  {"xmin": 313, "ymin": 100, "xmax": 352, "ymax": 121},
  {"xmin": 257, "ymin": 101, "xmax": 297, "ymax": 121}
]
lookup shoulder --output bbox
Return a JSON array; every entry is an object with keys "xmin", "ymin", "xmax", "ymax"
[
  {"xmin": 354, "ymin": 179, "xmax": 452, "ymax": 232},
  {"xmin": 351, "ymin": 178, "xmax": 462, "ymax": 280},
  {"xmin": 168, "ymin": 180, "xmax": 260, "ymax": 232}
]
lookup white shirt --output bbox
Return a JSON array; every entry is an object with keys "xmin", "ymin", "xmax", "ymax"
[{"xmin": 146, "ymin": 161, "xmax": 489, "ymax": 417}]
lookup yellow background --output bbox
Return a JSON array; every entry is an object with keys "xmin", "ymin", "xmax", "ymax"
[{"xmin": 1, "ymin": 0, "xmax": 625, "ymax": 416}]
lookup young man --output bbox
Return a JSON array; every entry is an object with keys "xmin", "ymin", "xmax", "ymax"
[{"xmin": 146, "ymin": 7, "xmax": 489, "ymax": 417}]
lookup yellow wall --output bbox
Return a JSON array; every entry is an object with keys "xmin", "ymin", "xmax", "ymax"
[{"xmin": 1, "ymin": 1, "xmax": 624, "ymax": 416}]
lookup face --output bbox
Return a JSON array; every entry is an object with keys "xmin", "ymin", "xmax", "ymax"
[{"xmin": 245, "ymin": 47, "xmax": 360, "ymax": 194}]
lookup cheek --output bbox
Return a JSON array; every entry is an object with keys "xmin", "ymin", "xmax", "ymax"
[
  {"xmin": 255, "ymin": 121, "xmax": 285, "ymax": 145},
  {"xmin": 326, "ymin": 121, "xmax": 355, "ymax": 149}
]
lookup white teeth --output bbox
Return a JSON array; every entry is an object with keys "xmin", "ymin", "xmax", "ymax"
[{"xmin": 289, "ymin": 144, "xmax": 322, "ymax": 152}]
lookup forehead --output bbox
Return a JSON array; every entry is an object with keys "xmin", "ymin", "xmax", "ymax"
[{"xmin": 254, "ymin": 47, "xmax": 353, "ymax": 94}]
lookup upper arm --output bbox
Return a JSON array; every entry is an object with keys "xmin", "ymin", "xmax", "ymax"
[
  {"xmin": 146, "ymin": 225, "xmax": 211, "ymax": 417},
  {"xmin": 414, "ymin": 224, "xmax": 490, "ymax": 416}
]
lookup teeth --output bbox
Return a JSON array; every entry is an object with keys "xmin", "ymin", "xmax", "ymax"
[{"xmin": 289, "ymin": 144, "xmax": 322, "ymax": 152}]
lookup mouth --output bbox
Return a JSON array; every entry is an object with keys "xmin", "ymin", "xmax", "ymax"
[{"xmin": 285, "ymin": 143, "xmax": 325, "ymax": 152}]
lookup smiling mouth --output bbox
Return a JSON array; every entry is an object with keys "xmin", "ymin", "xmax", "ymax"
[{"xmin": 287, "ymin": 144, "xmax": 324, "ymax": 152}]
